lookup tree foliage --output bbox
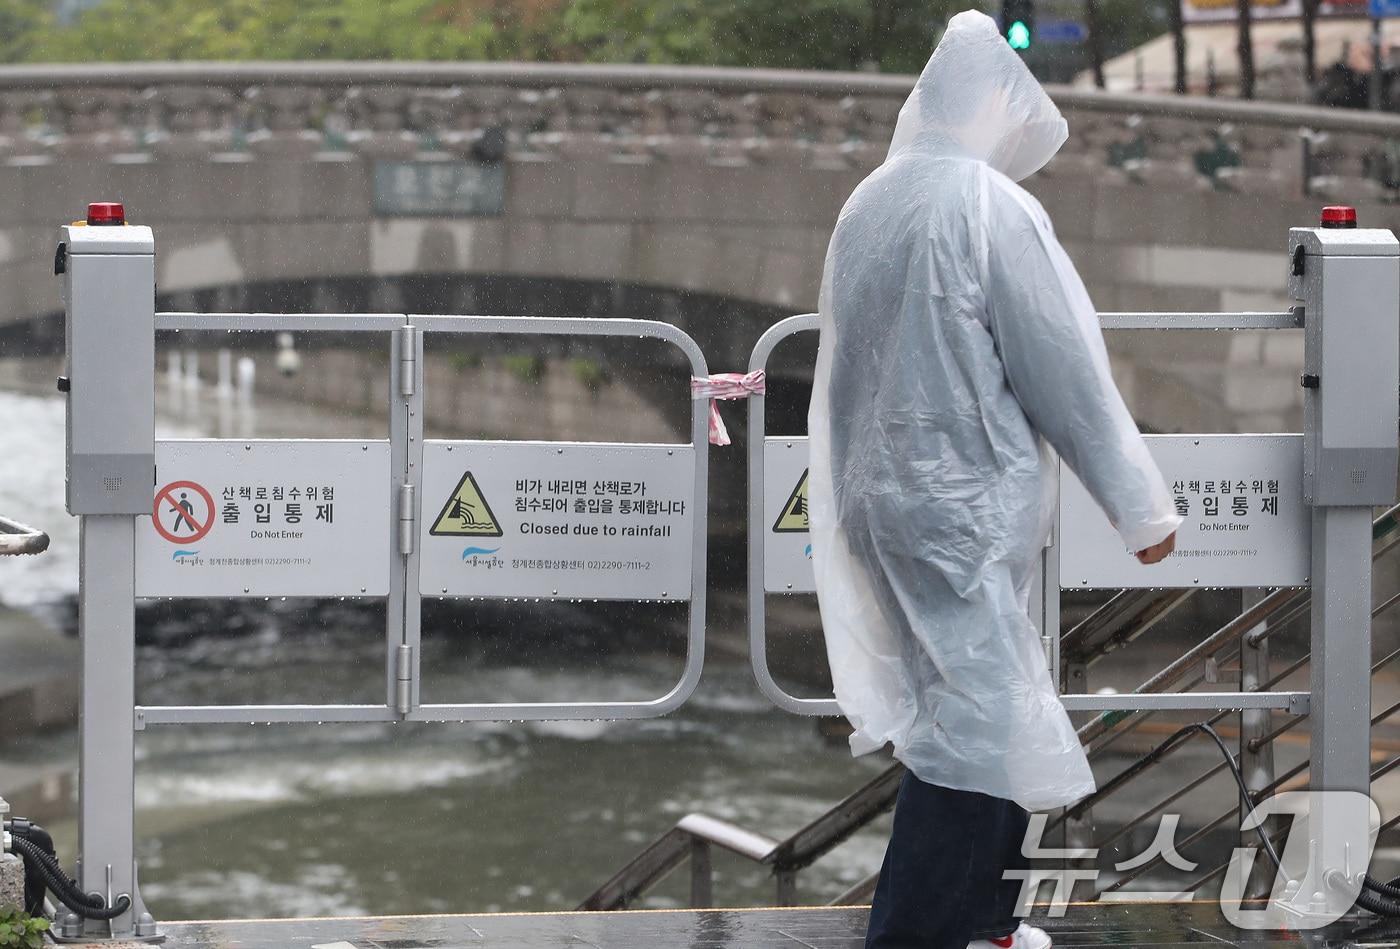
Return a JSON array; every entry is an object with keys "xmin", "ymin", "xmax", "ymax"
[
  {"xmin": 0, "ymin": 0, "xmax": 52, "ymax": 63},
  {"xmin": 562, "ymin": 0, "xmax": 727, "ymax": 66},
  {"xmin": 1097, "ymin": 0, "xmax": 1168, "ymax": 59},
  {"xmin": 0, "ymin": 0, "xmax": 980, "ymax": 69},
  {"xmin": 0, "ymin": 0, "xmax": 1166, "ymax": 73},
  {"xmin": 13, "ymin": 0, "xmax": 491, "ymax": 61}
]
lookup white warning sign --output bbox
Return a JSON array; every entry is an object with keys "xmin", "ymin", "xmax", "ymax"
[
  {"xmin": 418, "ymin": 440, "xmax": 696, "ymax": 600},
  {"xmin": 136, "ymin": 439, "xmax": 391, "ymax": 598},
  {"xmin": 764, "ymin": 438, "xmax": 815, "ymax": 593},
  {"xmin": 759, "ymin": 435, "xmax": 1309, "ymax": 593},
  {"xmin": 1059, "ymin": 434, "xmax": 1310, "ymax": 589}
]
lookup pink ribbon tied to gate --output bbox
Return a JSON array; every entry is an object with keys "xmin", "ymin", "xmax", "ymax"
[{"xmin": 691, "ymin": 370, "xmax": 766, "ymax": 446}]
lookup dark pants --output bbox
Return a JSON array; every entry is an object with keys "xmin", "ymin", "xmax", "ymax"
[{"xmin": 866, "ymin": 772, "xmax": 1031, "ymax": 949}]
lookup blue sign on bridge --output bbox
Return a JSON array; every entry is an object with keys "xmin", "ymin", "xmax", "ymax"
[
  {"xmin": 1037, "ymin": 19, "xmax": 1087, "ymax": 44},
  {"xmin": 1372, "ymin": 0, "xmax": 1400, "ymax": 18}
]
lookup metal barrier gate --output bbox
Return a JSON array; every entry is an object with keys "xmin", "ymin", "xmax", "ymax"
[
  {"xmin": 56, "ymin": 212, "xmax": 709, "ymax": 940},
  {"xmin": 749, "ymin": 312, "xmax": 1313, "ymax": 716},
  {"xmin": 747, "ymin": 214, "xmax": 1399, "ymax": 917},
  {"xmin": 52, "ymin": 205, "xmax": 1400, "ymax": 939}
]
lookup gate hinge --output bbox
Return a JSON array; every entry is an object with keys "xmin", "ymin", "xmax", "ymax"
[
  {"xmin": 398, "ymin": 482, "xmax": 415, "ymax": 555},
  {"xmin": 395, "ymin": 644, "xmax": 414, "ymax": 716},
  {"xmin": 399, "ymin": 325, "xmax": 417, "ymax": 397}
]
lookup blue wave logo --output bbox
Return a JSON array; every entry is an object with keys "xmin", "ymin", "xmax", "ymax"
[
  {"xmin": 462, "ymin": 546, "xmax": 501, "ymax": 560},
  {"xmin": 804, "ymin": 544, "xmax": 813, "ymax": 559},
  {"xmin": 172, "ymin": 549, "xmax": 200, "ymax": 561}
]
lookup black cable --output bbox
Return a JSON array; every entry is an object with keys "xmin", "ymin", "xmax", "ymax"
[
  {"xmin": 1162, "ymin": 721, "xmax": 1400, "ymax": 916},
  {"xmin": 1170, "ymin": 723, "xmax": 1286, "ymax": 871},
  {"xmin": 14, "ymin": 837, "xmax": 130, "ymax": 921},
  {"xmin": 9, "ymin": 836, "xmax": 132, "ymax": 921},
  {"xmin": 4, "ymin": 818, "xmax": 55, "ymax": 916},
  {"xmin": 1365, "ymin": 873, "xmax": 1400, "ymax": 900},
  {"xmin": 1355, "ymin": 885, "xmax": 1400, "ymax": 918},
  {"xmin": 9, "ymin": 837, "xmax": 123, "ymax": 919},
  {"xmin": 1349, "ymin": 914, "xmax": 1400, "ymax": 943},
  {"xmin": 7, "ymin": 818, "xmax": 133, "ymax": 921}
]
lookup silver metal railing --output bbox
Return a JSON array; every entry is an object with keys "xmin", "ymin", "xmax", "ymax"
[
  {"xmin": 134, "ymin": 311, "xmax": 711, "ymax": 728},
  {"xmin": 0, "ymin": 514, "xmax": 48, "ymax": 556},
  {"xmin": 586, "ymin": 502, "xmax": 1400, "ymax": 911},
  {"xmin": 749, "ymin": 310, "xmax": 1313, "ymax": 721},
  {"xmin": 578, "ymin": 764, "xmax": 904, "ymax": 910},
  {"xmin": 824, "ymin": 506, "xmax": 1400, "ymax": 907},
  {"xmin": 1073, "ymin": 501, "xmax": 1400, "ymax": 758}
]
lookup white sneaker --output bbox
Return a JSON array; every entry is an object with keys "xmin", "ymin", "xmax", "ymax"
[{"xmin": 967, "ymin": 922, "xmax": 1052, "ymax": 949}]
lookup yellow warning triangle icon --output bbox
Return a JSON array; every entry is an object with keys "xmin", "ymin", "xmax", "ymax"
[
  {"xmin": 429, "ymin": 471, "xmax": 503, "ymax": 537},
  {"xmin": 772, "ymin": 469, "xmax": 810, "ymax": 533}
]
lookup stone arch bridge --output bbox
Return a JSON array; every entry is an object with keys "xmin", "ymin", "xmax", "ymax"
[{"xmin": 4, "ymin": 61, "xmax": 1400, "ymax": 442}]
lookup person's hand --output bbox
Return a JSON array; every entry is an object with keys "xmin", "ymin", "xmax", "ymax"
[{"xmin": 1136, "ymin": 531, "xmax": 1176, "ymax": 565}]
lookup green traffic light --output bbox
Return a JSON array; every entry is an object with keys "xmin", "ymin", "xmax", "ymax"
[{"xmin": 1007, "ymin": 19, "xmax": 1031, "ymax": 49}]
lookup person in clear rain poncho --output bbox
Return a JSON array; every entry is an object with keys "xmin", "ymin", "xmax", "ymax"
[{"xmin": 806, "ymin": 11, "xmax": 1180, "ymax": 949}]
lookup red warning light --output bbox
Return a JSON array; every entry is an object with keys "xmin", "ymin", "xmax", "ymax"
[
  {"xmin": 86, "ymin": 202, "xmax": 125, "ymax": 226},
  {"xmin": 1320, "ymin": 206, "xmax": 1357, "ymax": 229}
]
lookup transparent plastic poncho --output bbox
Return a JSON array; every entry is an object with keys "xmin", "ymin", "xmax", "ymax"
[{"xmin": 807, "ymin": 10, "xmax": 1181, "ymax": 811}]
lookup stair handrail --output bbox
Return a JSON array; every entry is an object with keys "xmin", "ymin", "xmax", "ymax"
[
  {"xmin": 585, "ymin": 503, "xmax": 1400, "ymax": 912},
  {"xmin": 579, "ymin": 762, "xmax": 905, "ymax": 910},
  {"xmin": 1074, "ymin": 501, "xmax": 1400, "ymax": 755},
  {"xmin": 0, "ymin": 514, "xmax": 48, "ymax": 556}
]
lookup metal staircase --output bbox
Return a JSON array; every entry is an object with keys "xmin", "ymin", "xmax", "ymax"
[{"xmin": 584, "ymin": 503, "xmax": 1400, "ymax": 911}]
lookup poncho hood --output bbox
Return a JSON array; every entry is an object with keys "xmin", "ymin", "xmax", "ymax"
[{"xmin": 886, "ymin": 10, "xmax": 1068, "ymax": 182}]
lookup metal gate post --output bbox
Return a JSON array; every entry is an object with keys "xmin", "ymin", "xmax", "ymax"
[
  {"xmin": 1307, "ymin": 510, "xmax": 1375, "ymax": 795},
  {"xmin": 1291, "ymin": 212, "xmax": 1399, "ymax": 916},
  {"xmin": 58, "ymin": 208, "xmax": 158, "ymax": 940},
  {"xmin": 1239, "ymin": 588, "xmax": 1275, "ymax": 900},
  {"xmin": 75, "ymin": 518, "xmax": 154, "ymax": 938},
  {"xmin": 1039, "ymin": 522, "xmax": 1060, "ymax": 686}
]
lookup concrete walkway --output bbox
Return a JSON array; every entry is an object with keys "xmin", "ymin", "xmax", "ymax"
[{"xmin": 118, "ymin": 901, "xmax": 1400, "ymax": 949}]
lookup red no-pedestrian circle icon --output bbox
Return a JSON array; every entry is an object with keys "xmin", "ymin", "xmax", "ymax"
[{"xmin": 152, "ymin": 480, "xmax": 215, "ymax": 544}]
